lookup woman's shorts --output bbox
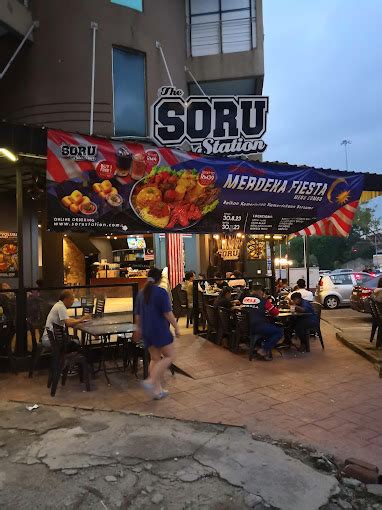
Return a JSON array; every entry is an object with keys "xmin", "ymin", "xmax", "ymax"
[{"xmin": 143, "ymin": 335, "xmax": 173, "ymax": 350}]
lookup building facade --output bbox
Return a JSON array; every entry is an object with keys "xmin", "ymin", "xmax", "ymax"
[{"xmin": 0, "ymin": 0, "xmax": 264, "ymax": 286}]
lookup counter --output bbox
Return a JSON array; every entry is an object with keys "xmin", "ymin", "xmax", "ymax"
[{"xmin": 90, "ymin": 277, "xmax": 147, "ymax": 293}]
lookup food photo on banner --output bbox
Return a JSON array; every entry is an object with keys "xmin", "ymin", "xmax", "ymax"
[
  {"xmin": 0, "ymin": 232, "xmax": 18, "ymax": 277},
  {"xmin": 46, "ymin": 129, "xmax": 364, "ymax": 235}
]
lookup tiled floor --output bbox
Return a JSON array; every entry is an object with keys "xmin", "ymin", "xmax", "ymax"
[{"xmin": 1, "ymin": 313, "xmax": 382, "ymax": 469}]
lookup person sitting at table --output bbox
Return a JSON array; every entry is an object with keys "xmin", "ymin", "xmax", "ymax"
[
  {"xmin": 214, "ymin": 272, "xmax": 228, "ymax": 290},
  {"xmin": 214, "ymin": 287, "xmax": 236, "ymax": 309},
  {"xmin": 246, "ymin": 285, "xmax": 283, "ymax": 361},
  {"xmin": 290, "ymin": 292, "xmax": 319, "ymax": 350},
  {"xmin": 287, "ymin": 279, "xmax": 313, "ymax": 302},
  {"xmin": 228, "ymin": 270, "xmax": 246, "ymax": 288},
  {"xmin": 182, "ymin": 271, "xmax": 195, "ymax": 306},
  {"xmin": 276, "ymin": 278, "xmax": 286, "ymax": 294},
  {"xmin": 41, "ymin": 290, "xmax": 90, "ymax": 348}
]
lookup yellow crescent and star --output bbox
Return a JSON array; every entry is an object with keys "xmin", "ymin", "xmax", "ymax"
[{"xmin": 327, "ymin": 178, "xmax": 351, "ymax": 205}]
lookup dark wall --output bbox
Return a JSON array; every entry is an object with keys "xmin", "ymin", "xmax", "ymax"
[{"xmin": 0, "ymin": 0, "xmax": 188, "ymax": 136}]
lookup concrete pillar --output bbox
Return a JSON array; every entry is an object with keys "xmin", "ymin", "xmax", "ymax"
[{"xmin": 41, "ymin": 223, "xmax": 64, "ymax": 287}]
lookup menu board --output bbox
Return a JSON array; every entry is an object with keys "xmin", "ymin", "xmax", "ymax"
[
  {"xmin": 47, "ymin": 129, "xmax": 364, "ymax": 235},
  {"xmin": 0, "ymin": 233, "xmax": 18, "ymax": 277}
]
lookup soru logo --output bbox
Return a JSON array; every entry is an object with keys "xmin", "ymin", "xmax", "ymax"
[{"xmin": 61, "ymin": 144, "xmax": 98, "ymax": 161}]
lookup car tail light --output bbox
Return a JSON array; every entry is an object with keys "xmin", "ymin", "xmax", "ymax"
[
  {"xmin": 319, "ymin": 279, "xmax": 323, "ymax": 287},
  {"xmin": 360, "ymin": 287, "xmax": 372, "ymax": 296}
]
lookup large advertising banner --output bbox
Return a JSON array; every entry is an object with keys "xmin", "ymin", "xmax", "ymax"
[
  {"xmin": 47, "ymin": 129, "xmax": 364, "ymax": 235},
  {"xmin": 0, "ymin": 233, "xmax": 18, "ymax": 277}
]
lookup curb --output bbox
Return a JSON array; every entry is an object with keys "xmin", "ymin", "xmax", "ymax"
[{"xmin": 336, "ymin": 332, "xmax": 382, "ymax": 377}]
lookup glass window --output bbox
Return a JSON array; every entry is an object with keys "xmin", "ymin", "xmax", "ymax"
[
  {"xmin": 111, "ymin": 0, "xmax": 143, "ymax": 11},
  {"xmin": 189, "ymin": 0, "xmax": 254, "ymax": 56},
  {"xmin": 112, "ymin": 48, "xmax": 146, "ymax": 137},
  {"xmin": 330, "ymin": 274, "xmax": 353, "ymax": 285},
  {"xmin": 189, "ymin": 77, "xmax": 257, "ymax": 96}
]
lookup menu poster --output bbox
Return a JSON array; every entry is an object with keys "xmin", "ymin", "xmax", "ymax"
[
  {"xmin": 0, "ymin": 233, "xmax": 18, "ymax": 277},
  {"xmin": 47, "ymin": 129, "xmax": 364, "ymax": 236}
]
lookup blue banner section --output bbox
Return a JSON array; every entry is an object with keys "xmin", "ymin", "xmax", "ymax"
[{"xmin": 47, "ymin": 130, "xmax": 364, "ymax": 234}]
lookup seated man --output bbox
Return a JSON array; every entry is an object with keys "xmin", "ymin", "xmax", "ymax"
[
  {"xmin": 214, "ymin": 287, "xmax": 234, "ymax": 309},
  {"xmin": 182, "ymin": 271, "xmax": 195, "ymax": 306},
  {"xmin": 290, "ymin": 292, "xmax": 319, "ymax": 349},
  {"xmin": 287, "ymin": 278, "xmax": 313, "ymax": 302},
  {"xmin": 41, "ymin": 290, "xmax": 90, "ymax": 348},
  {"xmin": 246, "ymin": 285, "xmax": 283, "ymax": 361}
]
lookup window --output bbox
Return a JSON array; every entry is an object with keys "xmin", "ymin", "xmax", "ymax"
[
  {"xmin": 188, "ymin": 0, "xmax": 255, "ymax": 56},
  {"xmin": 111, "ymin": 0, "xmax": 143, "ymax": 11},
  {"xmin": 330, "ymin": 274, "xmax": 353, "ymax": 285},
  {"xmin": 189, "ymin": 77, "xmax": 258, "ymax": 96},
  {"xmin": 112, "ymin": 48, "xmax": 146, "ymax": 137}
]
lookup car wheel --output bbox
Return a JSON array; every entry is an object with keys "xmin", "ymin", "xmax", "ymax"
[{"xmin": 324, "ymin": 295, "xmax": 340, "ymax": 309}]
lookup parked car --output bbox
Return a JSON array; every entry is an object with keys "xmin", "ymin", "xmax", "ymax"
[
  {"xmin": 330, "ymin": 269, "xmax": 353, "ymax": 274},
  {"xmin": 316, "ymin": 272, "xmax": 372, "ymax": 309},
  {"xmin": 350, "ymin": 275, "xmax": 380, "ymax": 313}
]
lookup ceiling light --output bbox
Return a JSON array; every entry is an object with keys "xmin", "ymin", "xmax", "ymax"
[
  {"xmin": 107, "ymin": 236, "xmax": 111, "ymax": 239},
  {"xmin": 38, "ymin": 224, "xmax": 41, "ymax": 228},
  {"xmin": 0, "ymin": 148, "xmax": 18, "ymax": 162},
  {"xmin": 113, "ymin": 236, "xmax": 117, "ymax": 240},
  {"xmin": 273, "ymin": 235, "xmax": 283, "ymax": 240}
]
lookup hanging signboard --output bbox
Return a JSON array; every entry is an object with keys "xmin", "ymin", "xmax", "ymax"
[
  {"xmin": 0, "ymin": 232, "xmax": 18, "ymax": 277},
  {"xmin": 46, "ymin": 129, "xmax": 364, "ymax": 236},
  {"xmin": 151, "ymin": 86, "xmax": 268, "ymax": 156}
]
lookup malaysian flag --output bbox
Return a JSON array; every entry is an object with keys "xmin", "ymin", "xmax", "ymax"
[
  {"xmin": 166, "ymin": 234, "xmax": 185, "ymax": 288},
  {"xmin": 292, "ymin": 200, "xmax": 359, "ymax": 237}
]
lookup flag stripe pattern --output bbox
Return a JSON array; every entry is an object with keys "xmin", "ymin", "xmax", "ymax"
[
  {"xmin": 292, "ymin": 200, "xmax": 359, "ymax": 238},
  {"xmin": 167, "ymin": 234, "xmax": 185, "ymax": 289}
]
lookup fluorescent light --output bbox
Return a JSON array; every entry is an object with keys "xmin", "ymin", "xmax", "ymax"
[{"xmin": 0, "ymin": 148, "xmax": 18, "ymax": 162}]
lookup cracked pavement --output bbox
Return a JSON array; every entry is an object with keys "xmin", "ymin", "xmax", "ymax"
[{"xmin": 0, "ymin": 401, "xmax": 340, "ymax": 509}]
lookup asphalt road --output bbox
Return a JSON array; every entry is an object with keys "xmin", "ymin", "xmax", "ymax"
[{"xmin": 322, "ymin": 306, "xmax": 372, "ymax": 338}]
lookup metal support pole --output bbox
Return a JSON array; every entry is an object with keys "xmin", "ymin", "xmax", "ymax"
[
  {"xmin": 156, "ymin": 41, "xmax": 174, "ymax": 87},
  {"xmin": 90, "ymin": 22, "xmax": 98, "ymax": 136},
  {"xmin": 286, "ymin": 237, "xmax": 290, "ymax": 285},
  {"xmin": 270, "ymin": 239, "xmax": 276, "ymax": 296},
  {"xmin": 0, "ymin": 21, "xmax": 39, "ymax": 80},
  {"xmin": 305, "ymin": 235, "xmax": 310, "ymax": 290},
  {"xmin": 16, "ymin": 166, "xmax": 27, "ymax": 356},
  {"xmin": 184, "ymin": 66, "xmax": 207, "ymax": 96}
]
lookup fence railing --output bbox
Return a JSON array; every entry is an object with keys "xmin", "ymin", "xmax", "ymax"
[{"xmin": 0, "ymin": 282, "xmax": 138, "ymax": 358}]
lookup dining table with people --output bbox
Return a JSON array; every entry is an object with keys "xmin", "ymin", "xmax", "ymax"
[{"xmin": 205, "ymin": 277, "xmax": 322, "ymax": 361}]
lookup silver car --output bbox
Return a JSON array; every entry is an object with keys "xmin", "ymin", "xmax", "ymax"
[{"xmin": 316, "ymin": 272, "xmax": 372, "ymax": 309}]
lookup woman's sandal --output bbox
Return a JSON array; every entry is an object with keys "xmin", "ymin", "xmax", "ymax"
[{"xmin": 153, "ymin": 390, "xmax": 169, "ymax": 400}]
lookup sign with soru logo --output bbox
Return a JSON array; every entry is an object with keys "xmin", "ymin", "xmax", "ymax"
[{"xmin": 151, "ymin": 86, "xmax": 269, "ymax": 157}]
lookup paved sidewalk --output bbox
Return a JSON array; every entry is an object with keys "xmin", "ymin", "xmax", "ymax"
[
  {"xmin": 0, "ymin": 402, "xmax": 340, "ymax": 510},
  {"xmin": 1, "ymin": 312, "xmax": 382, "ymax": 470}
]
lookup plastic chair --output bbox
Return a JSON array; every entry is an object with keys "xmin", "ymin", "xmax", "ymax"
[
  {"xmin": 206, "ymin": 305, "xmax": 219, "ymax": 343},
  {"xmin": 0, "ymin": 320, "xmax": 17, "ymax": 373},
  {"xmin": 171, "ymin": 285, "xmax": 188, "ymax": 321},
  {"xmin": 217, "ymin": 307, "xmax": 235, "ymax": 348},
  {"xmin": 48, "ymin": 325, "xmax": 90, "ymax": 397},
  {"xmin": 308, "ymin": 302, "xmax": 325, "ymax": 350},
  {"xmin": 94, "ymin": 297, "xmax": 105, "ymax": 318},
  {"xmin": 232, "ymin": 309, "xmax": 250, "ymax": 353}
]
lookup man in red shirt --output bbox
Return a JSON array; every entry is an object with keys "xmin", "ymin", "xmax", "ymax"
[{"xmin": 243, "ymin": 285, "xmax": 283, "ymax": 361}]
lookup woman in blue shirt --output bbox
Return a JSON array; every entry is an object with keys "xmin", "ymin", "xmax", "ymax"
[{"xmin": 134, "ymin": 268, "xmax": 180, "ymax": 399}]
